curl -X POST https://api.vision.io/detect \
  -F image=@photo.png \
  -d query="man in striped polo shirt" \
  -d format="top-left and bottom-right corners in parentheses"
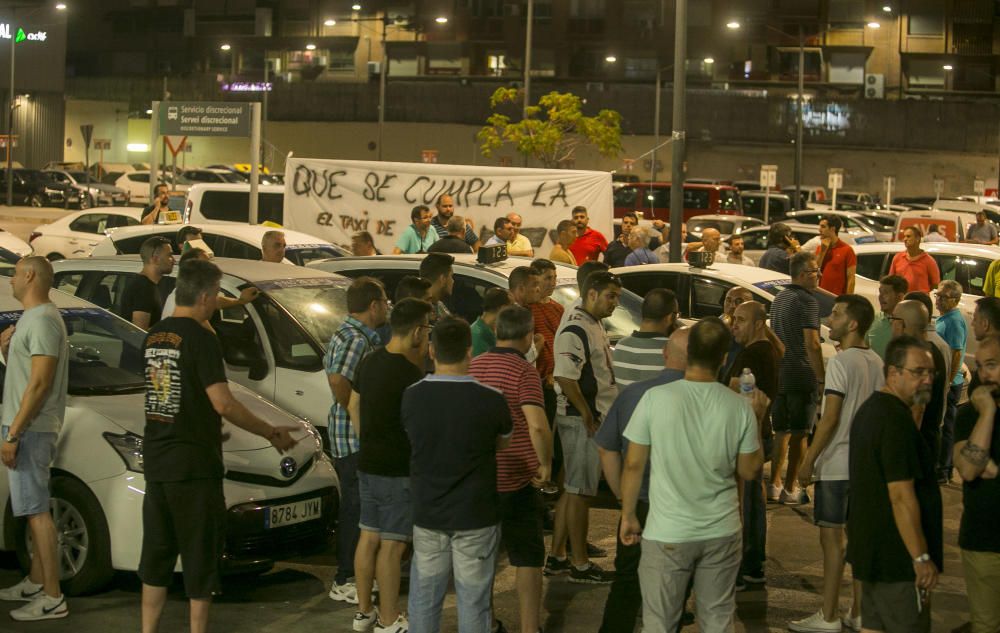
top-left (612, 289), bottom-right (678, 387)
top-left (469, 305), bottom-right (553, 633)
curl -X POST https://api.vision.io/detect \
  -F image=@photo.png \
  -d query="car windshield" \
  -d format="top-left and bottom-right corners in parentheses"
top-left (689, 219), bottom-right (735, 235)
top-left (285, 245), bottom-right (348, 265)
top-left (257, 279), bottom-right (350, 347)
top-left (68, 171), bottom-right (90, 182)
top-left (0, 307), bottom-right (146, 395)
top-left (550, 284), bottom-right (642, 342)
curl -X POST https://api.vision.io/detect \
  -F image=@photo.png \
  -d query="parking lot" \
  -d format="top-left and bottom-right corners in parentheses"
top-left (0, 484), bottom-right (970, 633)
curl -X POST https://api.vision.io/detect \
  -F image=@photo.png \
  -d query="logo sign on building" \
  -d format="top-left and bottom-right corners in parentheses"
top-left (221, 82), bottom-right (272, 92)
top-left (159, 101), bottom-right (251, 137)
top-left (0, 24), bottom-right (46, 42)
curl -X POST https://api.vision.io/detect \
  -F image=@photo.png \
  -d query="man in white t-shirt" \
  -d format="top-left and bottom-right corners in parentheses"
top-left (620, 318), bottom-right (768, 631)
top-left (794, 294), bottom-right (883, 632)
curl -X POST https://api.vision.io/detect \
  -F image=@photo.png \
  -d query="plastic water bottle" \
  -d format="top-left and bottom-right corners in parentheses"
top-left (739, 368), bottom-right (756, 398)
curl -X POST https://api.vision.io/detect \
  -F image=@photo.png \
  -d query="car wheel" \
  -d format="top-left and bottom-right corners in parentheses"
top-left (15, 476), bottom-right (113, 596)
top-left (46, 253), bottom-right (64, 261)
top-left (78, 194), bottom-right (92, 210)
top-left (29, 194), bottom-right (44, 208)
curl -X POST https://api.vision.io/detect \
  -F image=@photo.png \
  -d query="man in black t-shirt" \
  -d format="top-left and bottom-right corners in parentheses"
top-left (139, 259), bottom-right (297, 633)
top-left (402, 317), bottom-right (512, 633)
top-left (122, 236), bottom-right (175, 330)
top-left (349, 298), bottom-right (432, 633)
top-left (952, 334), bottom-right (1000, 633)
top-left (727, 300), bottom-right (779, 586)
top-left (847, 335), bottom-right (943, 633)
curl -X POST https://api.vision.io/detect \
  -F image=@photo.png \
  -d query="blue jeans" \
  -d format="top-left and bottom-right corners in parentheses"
top-left (740, 477), bottom-right (766, 577)
top-left (408, 524), bottom-right (500, 633)
top-left (939, 383), bottom-right (962, 477)
top-left (334, 452), bottom-right (361, 584)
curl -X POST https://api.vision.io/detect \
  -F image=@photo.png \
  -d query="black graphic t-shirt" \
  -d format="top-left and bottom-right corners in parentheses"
top-left (143, 317), bottom-right (229, 483)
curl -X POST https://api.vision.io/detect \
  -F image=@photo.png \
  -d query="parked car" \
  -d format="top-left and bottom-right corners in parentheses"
top-left (113, 171), bottom-right (192, 205)
top-left (183, 183), bottom-right (286, 225)
top-left (789, 185), bottom-right (828, 209)
top-left (181, 168), bottom-right (248, 184)
top-left (0, 284), bottom-right (337, 595)
top-left (613, 182), bottom-right (742, 222)
top-left (0, 168), bottom-right (79, 208)
top-left (784, 209), bottom-right (890, 242)
top-left (851, 240), bottom-right (982, 360)
top-left (733, 180), bottom-right (780, 193)
top-left (739, 191), bottom-right (794, 222)
top-left (894, 209), bottom-right (977, 242)
top-left (0, 228), bottom-right (32, 260)
top-left (42, 169), bottom-right (130, 208)
top-left (51, 257), bottom-right (352, 437)
top-left (28, 207), bottom-right (142, 260)
top-left (308, 254), bottom-right (643, 343)
top-left (91, 223), bottom-right (349, 265)
top-left (686, 214), bottom-right (765, 240)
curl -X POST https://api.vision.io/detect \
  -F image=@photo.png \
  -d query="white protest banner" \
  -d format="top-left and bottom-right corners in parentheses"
top-left (282, 158), bottom-right (613, 254)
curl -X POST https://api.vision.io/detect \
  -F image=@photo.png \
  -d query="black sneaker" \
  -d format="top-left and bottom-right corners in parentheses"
top-left (567, 541), bottom-right (608, 558)
top-left (568, 562), bottom-right (613, 584)
top-left (543, 556), bottom-right (571, 576)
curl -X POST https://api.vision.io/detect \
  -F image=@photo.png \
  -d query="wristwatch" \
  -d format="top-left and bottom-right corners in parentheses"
top-left (913, 553), bottom-right (931, 563)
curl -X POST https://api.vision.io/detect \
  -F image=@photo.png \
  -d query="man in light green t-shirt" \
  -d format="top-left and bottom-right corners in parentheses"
top-left (619, 318), bottom-right (768, 631)
top-left (868, 274), bottom-right (908, 360)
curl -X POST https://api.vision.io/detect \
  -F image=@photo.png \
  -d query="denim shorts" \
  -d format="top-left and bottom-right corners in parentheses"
top-left (772, 390), bottom-right (818, 434)
top-left (813, 480), bottom-right (850, 527)
top-left (358, 472), bottom-right (412, 542)
top-left (3, 427), bottom-right (57, 518)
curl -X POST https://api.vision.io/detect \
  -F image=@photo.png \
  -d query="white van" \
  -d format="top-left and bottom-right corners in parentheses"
top-left (184, 183), bottom-right (285, 225)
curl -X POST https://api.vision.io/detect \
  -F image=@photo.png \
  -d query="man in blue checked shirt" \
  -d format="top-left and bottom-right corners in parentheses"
top-left (325, 277), bottom-right (389, 605)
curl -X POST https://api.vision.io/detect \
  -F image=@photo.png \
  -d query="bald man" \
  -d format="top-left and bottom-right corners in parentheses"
top-left (505, 212), bottom-right (534, 257)
top-left (595, 326), bottom-right (690, 633)
top-left (684, 227), bottom-right (726, 261)
top-left (0, 256), bottom-right (70, 619)
top-left (892, 299), bottom-right (949, 461)
top-left (726, 301), bottom-right (780, 587)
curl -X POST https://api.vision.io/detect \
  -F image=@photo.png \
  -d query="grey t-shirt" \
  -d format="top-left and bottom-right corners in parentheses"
top-left (2, 303), bottom-right (69, 433)
top-left (968, 222), bottom-right (998, 243)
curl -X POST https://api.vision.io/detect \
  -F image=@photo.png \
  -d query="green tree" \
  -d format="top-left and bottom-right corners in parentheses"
top-left (477, 88), bottom-right (623, 168)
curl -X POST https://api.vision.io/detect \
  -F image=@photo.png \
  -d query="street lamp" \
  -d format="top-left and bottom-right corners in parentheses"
top-left (726, 21), bottom-right (741, 29)
top-left (324, 19), bottom-right (336, 26)
top-left (220, 43), bottom-right (231, 51)
top-left (305, 43), bottom-right (317, 50)
top-left (352, 4), bottom-right (362, 11)
top-left (435, 16), bottom-right (448, 24)
top-left (867, 21), bottom-right (881, 29)
top-left (605, 55), bottom-right (617, 63)
top-left (882, 5), bottom-right (892, 11)
top-left (943, 64), bottom-right (954, 71)
top-left (55, 3), bottom-right (66, 9)
top-left (703, 57), bottom-right (715, 64)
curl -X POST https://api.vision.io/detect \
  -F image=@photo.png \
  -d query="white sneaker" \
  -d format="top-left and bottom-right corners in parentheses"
top-left (780, 487), bottom-right (808, 506)
top-left (842, 613), bottom-right (862, 631)
top-left (10, 593), bottom-right (68, 621)
top-left (788, 610), bottom-right (841, 632)
top-left (354, 608), bottom-right (378, 632)
top-left (767, 484), bottom-right (783, 502)
top-left (329, 580), bottom-right (359, 604)
top-left (374, 613), bottom-right (408, 633)
top-left (0, 577), bottom-right (42, 602)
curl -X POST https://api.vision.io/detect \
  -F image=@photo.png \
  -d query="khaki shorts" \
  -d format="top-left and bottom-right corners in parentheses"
top-left (555, 414), bottom-right (602, 497)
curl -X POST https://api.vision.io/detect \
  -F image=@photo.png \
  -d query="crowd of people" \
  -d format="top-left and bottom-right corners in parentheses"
top-left (0, 200), bottom-right (997, 633)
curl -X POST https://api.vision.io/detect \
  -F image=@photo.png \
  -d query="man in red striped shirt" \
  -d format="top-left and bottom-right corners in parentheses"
top-left (469, 305), bottom-right (553, 633)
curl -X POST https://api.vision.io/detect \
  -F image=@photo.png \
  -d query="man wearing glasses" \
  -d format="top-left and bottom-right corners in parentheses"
top-left (935, 280), bottom-right (968, 484)
top-left (847, 336), bottom-right (943, 633)
top-left (770, 252), bottom-right (826, 505)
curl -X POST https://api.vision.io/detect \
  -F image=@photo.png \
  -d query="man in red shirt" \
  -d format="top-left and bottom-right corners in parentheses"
top-left (889, 226), bottom-right (941, 293)
top-left (816, 215), bottom-right (856, 295)
top-left (569, 206), bottom-right (608, 264)
top-left (469, 305), bottom-right (552, 633)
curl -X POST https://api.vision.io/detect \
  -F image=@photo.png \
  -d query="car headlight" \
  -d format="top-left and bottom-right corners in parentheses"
top-left (103, 431), bottom-right (144, 472)
top-left (297, 420), bottom-right (326, 460)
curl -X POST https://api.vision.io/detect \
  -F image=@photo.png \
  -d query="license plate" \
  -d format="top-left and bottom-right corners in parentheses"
top-left (264, 498), bottom-right (322, 529)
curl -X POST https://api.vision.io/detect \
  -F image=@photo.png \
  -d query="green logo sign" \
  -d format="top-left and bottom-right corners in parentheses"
top-left (14, 28), bottom-right (25, 43)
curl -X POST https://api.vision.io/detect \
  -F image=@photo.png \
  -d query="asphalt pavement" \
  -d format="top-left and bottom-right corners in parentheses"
top-left (0, 481), bottom-right (971, 633)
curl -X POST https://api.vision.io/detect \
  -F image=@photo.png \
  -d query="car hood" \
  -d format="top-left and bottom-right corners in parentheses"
top-left (80, 383), bottom-right (324, 460)
top-left (82, 183), bottom-right (124, 194)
